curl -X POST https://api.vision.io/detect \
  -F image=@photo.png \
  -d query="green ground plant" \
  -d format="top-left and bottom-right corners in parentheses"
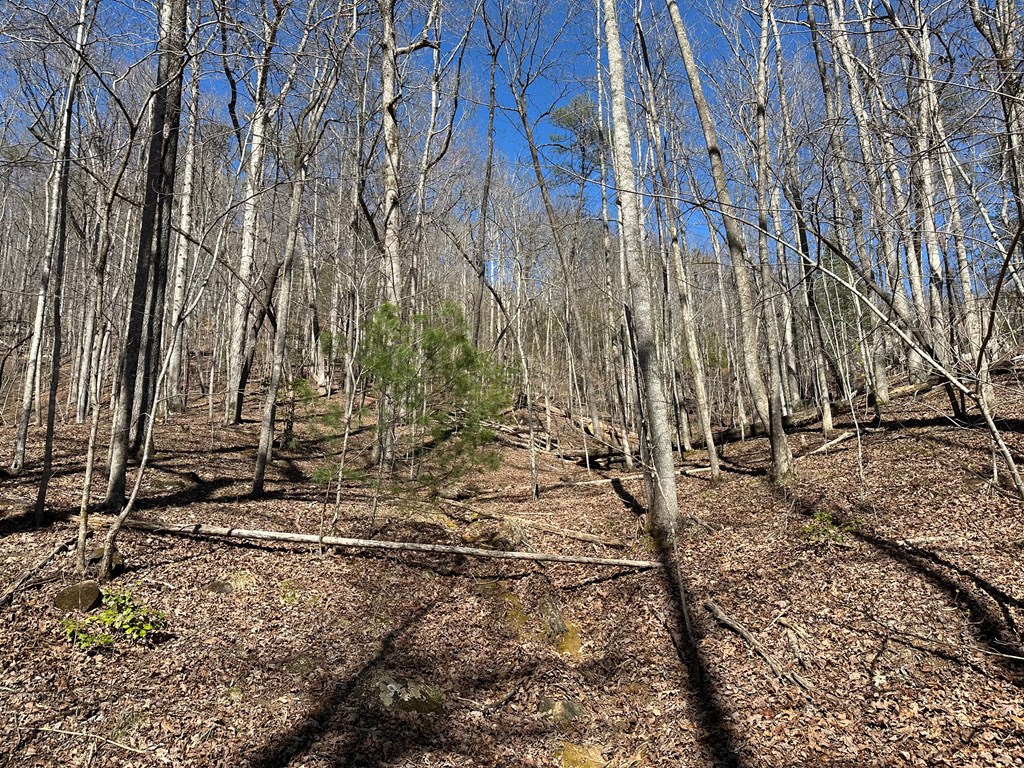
top-left (62, 589), bottom-right (167, 651)
top-left (800, 510), bottom-right (859, 548)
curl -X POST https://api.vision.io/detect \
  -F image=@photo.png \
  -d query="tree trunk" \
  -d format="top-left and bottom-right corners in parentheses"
top-left (379, 0), bottom-right (403, 307)
top-left (603, 0), bottom-right (682, 541)
top-left (12, 0), bottom-right (91, 478)
top-left (105, 0), bottom-right (188, 509)
top-left (754, 0), bottom-right (793, 483)
top-left (253, 165), bottom-right (306, 497)
top-left (166, 47), bottom-right (201, 414)
top-left (635, 20), bottom-right (719, 480)
top-left (665, 0), bottom-right (770, 430)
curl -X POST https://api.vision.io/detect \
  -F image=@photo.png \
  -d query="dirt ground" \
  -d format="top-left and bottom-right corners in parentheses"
top-left (1, 384), bottom-right (1022, 767)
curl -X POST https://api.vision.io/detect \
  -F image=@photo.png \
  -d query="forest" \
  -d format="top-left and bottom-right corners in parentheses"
top-left (0, 0), bottom-right (1022, 764)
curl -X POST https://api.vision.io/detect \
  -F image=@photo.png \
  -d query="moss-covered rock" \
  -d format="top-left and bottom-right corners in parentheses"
top-left (87, 547), bottom-right (123, 574)
top-left (539, 697), bottom-right (587, 728)
top-left (54, 581), bottom-right (102, 612)
top-left (555, 742), bottom-right (603, 768)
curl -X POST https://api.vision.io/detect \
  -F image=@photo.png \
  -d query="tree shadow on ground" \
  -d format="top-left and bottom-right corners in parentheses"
top-left (156, 442), bottom-right (256, 459)
top-left (134, 476), bottom-right (236, 510)
top-left (0, 504), bottom-right (75, 537)
top-left (656, 549), bottom-right (748, 768)
top-left (870, 413), bottom-right (1024, 436)
top-left (611, 479), bottom-right (646, 517)
top-left (275, 457), bottom-right (307, 484)
top-left (713, 459), bottom-right (765, 477)
top-left (247, 605), bottom-right (438, 768)
top-left (0, 460), bottom-right (237, 537)
top-left (787, 491), bottom-right (1024, 685)
top-left (245, 598), bottom-right (554, 768)
top-left (614, 482), bottom-right (746, 768)
top-left (870, 423), bottom-right (1024, 465)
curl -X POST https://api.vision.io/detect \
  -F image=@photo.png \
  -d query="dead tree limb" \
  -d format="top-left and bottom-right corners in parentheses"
top-left (562, 473), bottom-right (645, 487)
top-left (0, 536), bottom-right (77, 608)
top-left (704, 599), bottom-right (813, 690)
top-left (795, 431), bottom-right (854, 461)
top-left (36, 726), bottom-right (147, 754)
top-left (125, 519), bottom-right (662, 569)
top-left (548, 465), bottom-right (716, 489)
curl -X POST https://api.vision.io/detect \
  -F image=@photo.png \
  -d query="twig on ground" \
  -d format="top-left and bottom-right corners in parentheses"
top-left (478, 677), bottom-right (530, 714)
top-left (0, 536), bottom-right (77, 608)
top-left (795, 431), bottom-right (855, 461)
top-left (705, 599), bottom-right (813, 690)
top-left (778, 616), bottom-right (810, 639)
top-left (36, 726), bottom-right (148, 754)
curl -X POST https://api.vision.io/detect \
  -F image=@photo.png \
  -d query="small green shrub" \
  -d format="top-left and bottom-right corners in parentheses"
top-left (361, 303), bottom-right (511, 491)
top-left (60, 622), bottom-right (114, 651)
top-left (62, 589), bottom-right (167, 651)
top-left (800, 511), bottom-right (859, 548)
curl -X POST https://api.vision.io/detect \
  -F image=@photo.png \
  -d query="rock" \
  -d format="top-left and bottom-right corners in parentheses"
top-left (376, 674), bottom-right (443, 714)
top-left (556, 742), bottom-right (603, 768)
top-left (54, 581), bottom-right (102, 612)
top-left (539, 697), bottom-right (587, 728)
top-left (87, 547), bottom-right (123, 573)
top-left (206, 580), bottom-right (233, 594)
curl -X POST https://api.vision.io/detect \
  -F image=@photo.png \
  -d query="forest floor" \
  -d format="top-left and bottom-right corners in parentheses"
top-left (1, 381), bottom-right (1023, 768)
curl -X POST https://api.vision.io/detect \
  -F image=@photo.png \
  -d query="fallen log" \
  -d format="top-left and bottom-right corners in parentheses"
top-left (795, 431), bottom-right (854, 461)
top-left (125, 519), bottom-right (662, 569)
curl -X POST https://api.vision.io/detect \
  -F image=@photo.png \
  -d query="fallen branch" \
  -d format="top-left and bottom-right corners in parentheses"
top-left (796, 431), bottom-right (855, 461)
top-left (0, 536), bottom-right (77, 608)
top-left (562, 473), bottom-right (645, 487)
top-left (439, 499), bottom-right (627, 548)
top-left (125, 519), bottom-right (662, 569)
top-left (37, 726), bottom-right (148, 754)
top-left (704, 599), bottom-right (813, 690)
top-left (887, 381), bottom-right (942, 399)
top-left (894, 536), bottom-right (948, 547)
top-left (555, 466), bottom-right (716, 487)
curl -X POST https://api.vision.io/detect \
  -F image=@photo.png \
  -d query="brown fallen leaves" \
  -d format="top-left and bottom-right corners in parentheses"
top-left (1, 385), bottom-right (1023, 767)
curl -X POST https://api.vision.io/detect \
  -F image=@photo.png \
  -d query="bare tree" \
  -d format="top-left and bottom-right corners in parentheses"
top-left (602, 0), bottom-right (681, 540)
top-left (105, 0), bottom-right (189, 508)
top-left (10, 0), bottom-right (92, 479)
